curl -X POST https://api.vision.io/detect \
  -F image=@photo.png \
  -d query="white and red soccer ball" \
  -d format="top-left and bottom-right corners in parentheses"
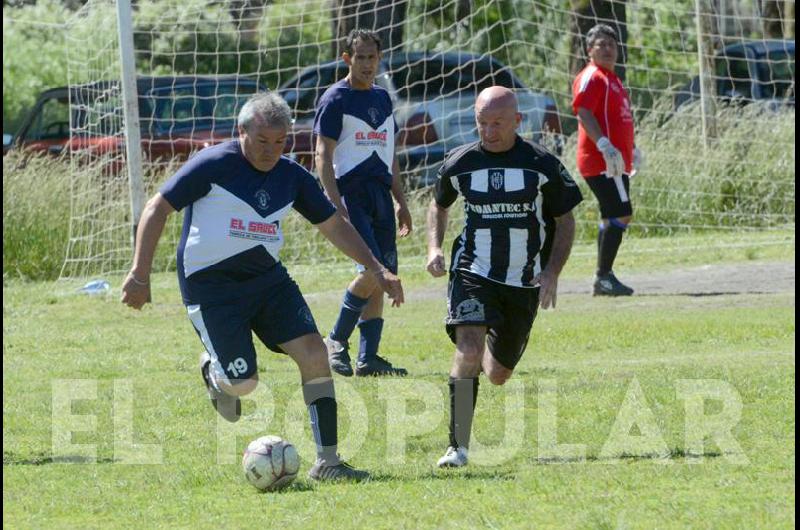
top-left (242, 435), bottom-right (300, 491)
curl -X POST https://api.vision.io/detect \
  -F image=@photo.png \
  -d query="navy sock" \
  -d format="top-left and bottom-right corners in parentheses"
top-left (357, 318), bottom-right (384, 362)
top-left (598, 220), bottom-right (627, 276)
top-left (448, 377), bottom-right (479, 449)
top-left (330, 290), bottom-right (369, 344)
top-left (302, 378), bottom-right (338, 464)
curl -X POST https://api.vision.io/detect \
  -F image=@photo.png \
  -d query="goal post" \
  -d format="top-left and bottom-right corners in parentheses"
top-left (52, 0), bottom-right (794, 278)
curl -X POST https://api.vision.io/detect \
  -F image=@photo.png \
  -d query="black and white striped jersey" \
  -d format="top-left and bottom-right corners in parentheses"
top-left (435, 136), bottom-right (583, 288)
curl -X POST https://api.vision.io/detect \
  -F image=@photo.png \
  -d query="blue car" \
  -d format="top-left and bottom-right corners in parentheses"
top-left (674, 40), bottom-right (795, 110)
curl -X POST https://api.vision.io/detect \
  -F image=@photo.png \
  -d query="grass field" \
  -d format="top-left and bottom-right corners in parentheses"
top-left (3, 231), bottom-right (795, 529)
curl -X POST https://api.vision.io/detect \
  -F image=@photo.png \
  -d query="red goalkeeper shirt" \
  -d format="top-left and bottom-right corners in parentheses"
top-left (572, 63), bottom-right (635, 178)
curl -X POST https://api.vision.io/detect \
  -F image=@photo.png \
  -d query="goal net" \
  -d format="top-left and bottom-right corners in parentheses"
top-left (57, 0), bottom-right (794, 277)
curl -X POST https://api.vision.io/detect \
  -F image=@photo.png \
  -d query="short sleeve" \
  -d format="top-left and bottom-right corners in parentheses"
top-left (572, 72), bottom-right (605, 115)
top-left (159, 154), bottom-right (214, 211)
top-left (542, 158), bottom-right (583, 218)
top-left (293, 167), bottom-right (337, 224)
top-left (313, 90), bottom-right (343, 141)
top-left (434, 163), bottom-right (459, 209)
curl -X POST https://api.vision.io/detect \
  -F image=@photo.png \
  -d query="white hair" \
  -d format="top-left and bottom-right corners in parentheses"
top-left (238, 92), bottom-right (292, 131)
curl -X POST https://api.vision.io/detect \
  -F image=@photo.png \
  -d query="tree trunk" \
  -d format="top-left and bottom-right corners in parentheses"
top-left (330, 0), bottom-right (408, 60)
top-left (784, 0), bottom-right (795, 38)
top-left (229, 0), bottom-right (270, 46)
top-left (762, 0), bottom-right (787, 38)
top-left (569, 0), bottom-right (628, 81)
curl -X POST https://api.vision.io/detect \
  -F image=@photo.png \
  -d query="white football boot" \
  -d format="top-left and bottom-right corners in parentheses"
top-left (437, 446), bottom-right (468, 468)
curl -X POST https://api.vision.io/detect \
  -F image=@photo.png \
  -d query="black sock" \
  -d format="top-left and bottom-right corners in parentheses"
top-left (448, 377), bottom-right (479, 449)
top-left (598, 223), bottom-right (625, 276)
top-left (302, 378), bottom-right (338, 464)
top-left (596, 225), bottom-right (606, 274)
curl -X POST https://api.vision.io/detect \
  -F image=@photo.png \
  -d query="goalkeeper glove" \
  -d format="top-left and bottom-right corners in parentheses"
top-left (596, 136), bottom-right (624, 178)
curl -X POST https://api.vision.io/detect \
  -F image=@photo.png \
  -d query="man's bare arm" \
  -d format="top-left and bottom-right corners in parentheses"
top-left (315, 135), bottom-right (346, 217)
top-left (121, 193), bottom-right (175, 309)
top-left (426, 199), bottom-right (450, 277)
top-left (538, 211), bottom-right (576, 309)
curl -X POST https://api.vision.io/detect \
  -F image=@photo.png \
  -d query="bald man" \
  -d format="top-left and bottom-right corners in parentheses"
top-left (426, 86), bottom-right (583, 468)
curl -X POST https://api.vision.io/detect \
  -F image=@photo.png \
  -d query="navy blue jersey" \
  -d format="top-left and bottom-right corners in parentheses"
top-left (435, 137), bottom-right (583, 288)
top-left (160, 140), bottom-right (336, 304)
top-left (313, 79), bottom-right (396, 190)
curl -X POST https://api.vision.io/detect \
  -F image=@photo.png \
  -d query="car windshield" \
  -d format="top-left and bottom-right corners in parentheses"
top-left (145, 82), bottom-right (261, 134)
top-left (756, 49), bottom-right (795, 99)
top-left (390, 57), bottom-right (523, 100)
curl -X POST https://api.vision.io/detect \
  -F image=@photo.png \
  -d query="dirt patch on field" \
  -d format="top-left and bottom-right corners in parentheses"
top-left (559, 261), bottom-right (795, 296)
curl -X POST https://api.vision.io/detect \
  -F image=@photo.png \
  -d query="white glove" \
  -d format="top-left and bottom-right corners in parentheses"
top-left (596, 136), bottom-right (624, 178)
top-left (632, 147), bottom-right (644, 176)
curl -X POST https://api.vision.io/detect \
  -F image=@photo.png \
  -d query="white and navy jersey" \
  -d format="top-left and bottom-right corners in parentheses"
top-left (160, 140), bottom-right (336, 305)
top-left (435, 137), bottom-right (583, 288)
top-left (313, 79), bottom-right (396, 191)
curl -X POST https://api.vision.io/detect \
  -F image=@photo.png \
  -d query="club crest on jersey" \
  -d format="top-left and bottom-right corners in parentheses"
top-left (368, 107), bottom-right (380, 125)
top-left (254, 189), bottom-right (270, 210)
top-left (490, 170), bottom-right (504, 191)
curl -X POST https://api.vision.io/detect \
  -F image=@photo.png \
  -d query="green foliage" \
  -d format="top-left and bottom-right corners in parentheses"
top-left (133, 0), bottom-right (333, 90)
top-left (2, 0), bottom-right (72, 132)
top-left (2, 151), bottom-right (72, 280)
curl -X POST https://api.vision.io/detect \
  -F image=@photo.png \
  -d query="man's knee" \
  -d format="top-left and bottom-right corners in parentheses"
top-left (209, 357), bottom-right (258, 396)
top-left (455, 327), bottom-right (487, 366)
top-left (351, 271), bottom-right (379, 297)
top-left (217, 372), bottom-right (259, 397)
top-left (483, 356), bottom-right (512, 385)
top-left (611, 215), bottom-right (632, 227)
top-left (286, 335), bottom-right (329, 371)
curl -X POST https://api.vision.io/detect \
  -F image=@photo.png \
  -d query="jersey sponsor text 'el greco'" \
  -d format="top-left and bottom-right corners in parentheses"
top-left (160, 140), bottom-right (336, 305)
top-left (313, 79), bottom-right (396, 190)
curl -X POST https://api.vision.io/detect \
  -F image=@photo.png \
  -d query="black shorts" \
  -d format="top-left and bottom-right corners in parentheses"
top-left (186, 278), bottom-right (318, 384)
top-left (585, 174), bottom-right (633, 219)
top-left (445, 270), bottom-right (539, 370)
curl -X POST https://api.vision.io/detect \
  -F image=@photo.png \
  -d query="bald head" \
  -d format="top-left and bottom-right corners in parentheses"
top-left (475, 86), bottom-right (521, 153)
top-left (476, 86), bottom-right (518, 115)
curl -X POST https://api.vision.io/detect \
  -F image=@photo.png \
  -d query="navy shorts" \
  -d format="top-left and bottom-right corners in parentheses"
top-left (342, 181), bottom-right (398, 274)
top-left (446, 270), bottom-right (539, 370)
top-left (187, 278), bottom-right (318, 384)
top-left (585, 174), bottom-right (633, 219)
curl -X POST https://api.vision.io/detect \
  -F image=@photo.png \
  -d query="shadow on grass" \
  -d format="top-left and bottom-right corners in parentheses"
top-left (637, 291), bottom-right (777, 297)
top-left (360, 468), bottom-right (517, 483)
top-left (4, 452), bottom-right (117, 465)
top-left (536, 448), bottom-right (723, 464)
top-left (256, 481), bottom-right (316, 494)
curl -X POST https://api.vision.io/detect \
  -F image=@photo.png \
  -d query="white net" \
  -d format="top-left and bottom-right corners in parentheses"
top-left (58, 0), bottom-right (794, 277)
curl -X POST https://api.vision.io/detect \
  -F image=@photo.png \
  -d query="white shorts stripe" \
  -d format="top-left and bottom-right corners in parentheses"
top-left (187, 304), bottom-right (231, 389)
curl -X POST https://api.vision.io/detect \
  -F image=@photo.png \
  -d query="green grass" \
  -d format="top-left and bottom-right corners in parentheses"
top-left (3, 233), bottom-right (795, 528)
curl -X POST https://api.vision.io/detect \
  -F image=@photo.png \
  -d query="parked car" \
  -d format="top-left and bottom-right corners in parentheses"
top-left (278, 52), bottom-right (563, 187)
top-left (674, 40), bottom-right (795, 110)
top-left (4, 75), bottom-right (266, 163)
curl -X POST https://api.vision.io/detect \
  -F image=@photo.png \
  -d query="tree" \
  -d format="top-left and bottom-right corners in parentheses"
top-left (228, 0), bottom-right (270, 45)
top-left (330, 0), bottom-right (408, 59)
top-left (761, 0), bottom-right (795, 38)
top-left (569, 0), bottom-right (628, 80)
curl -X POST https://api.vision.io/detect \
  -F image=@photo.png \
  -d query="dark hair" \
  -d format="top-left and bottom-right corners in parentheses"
top-left (345, 28), bottom-right (382, 55)
top-left (585, 24), bottom-right (618, 49)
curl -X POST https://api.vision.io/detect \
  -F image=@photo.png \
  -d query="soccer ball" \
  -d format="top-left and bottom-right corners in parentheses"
top-left (242, 435), bottom-right (300, 491)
